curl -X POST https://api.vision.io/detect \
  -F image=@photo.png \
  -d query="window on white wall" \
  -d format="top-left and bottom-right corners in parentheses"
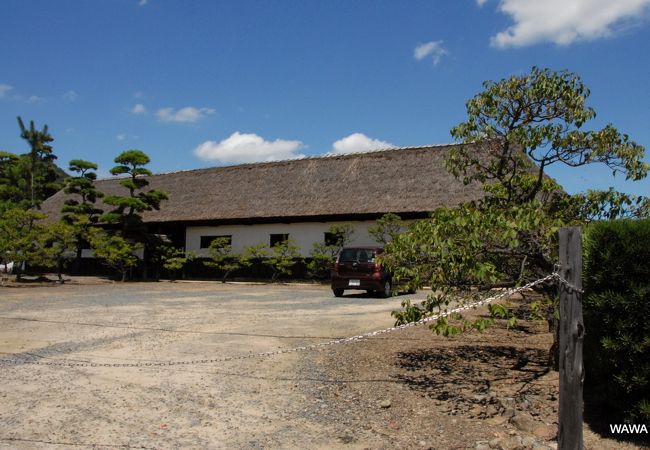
top-left (324, 232), bottom-right (343, 246)
top-left (200, 235), bottom-right (232, 249)
top-left (269, 233), bottom-right (289, 247)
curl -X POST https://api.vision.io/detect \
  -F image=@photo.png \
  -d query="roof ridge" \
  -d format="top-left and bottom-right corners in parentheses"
top-left (96, 142), bottom-right (461, 181)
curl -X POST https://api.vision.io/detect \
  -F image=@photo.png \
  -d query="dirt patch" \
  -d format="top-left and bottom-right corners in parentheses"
top-left (296, 300), bottom-right (647, 450)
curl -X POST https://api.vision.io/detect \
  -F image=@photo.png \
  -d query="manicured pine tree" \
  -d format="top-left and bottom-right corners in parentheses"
top-left (61, 159), bottom-right (104, 273)
top-left (100, 150), bottom-right (168, 279)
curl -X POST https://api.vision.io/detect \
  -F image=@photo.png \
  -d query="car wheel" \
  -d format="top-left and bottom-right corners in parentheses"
top-left (381, 280), bottom-right (392, 298)
top-left (333, 288), bottom-right (344, 297)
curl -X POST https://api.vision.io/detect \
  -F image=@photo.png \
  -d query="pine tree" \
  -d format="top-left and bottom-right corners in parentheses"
top-left (61, 159), bottom-right (104, 273)
top-left (101, 150), bottom-right (168, 279)
top-left (102, 150), bottom-right (167, 234)
top-left (17, 117), bottom-right (62, 207)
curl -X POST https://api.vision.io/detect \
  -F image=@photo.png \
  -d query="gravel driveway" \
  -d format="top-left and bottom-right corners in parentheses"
top-left (0, 281), bottom-right (426, 449)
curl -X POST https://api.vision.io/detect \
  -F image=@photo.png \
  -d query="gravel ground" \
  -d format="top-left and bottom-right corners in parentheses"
top-left (0, 281), bottom-right (425, 449)
top-left (0, 280), bottom-right (646, 449)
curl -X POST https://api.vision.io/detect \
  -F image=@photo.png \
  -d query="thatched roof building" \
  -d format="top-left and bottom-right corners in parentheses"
top-left (40, 143), bottom-right (485, 225)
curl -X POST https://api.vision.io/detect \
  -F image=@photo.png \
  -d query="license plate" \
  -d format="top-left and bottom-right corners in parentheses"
top-left (349, 279), bottom-right (360, 286)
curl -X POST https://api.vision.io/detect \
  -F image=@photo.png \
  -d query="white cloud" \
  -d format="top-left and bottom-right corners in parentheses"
top-left (156, 106), bottom-right (215, 123)
top-left (139, 0), bottom-right (148, 5)
top-left (26, 95), bottom-right (44, 104)
top-left (63, 90), bottom-right (78, 102)
top-left (331, 133), bottom-right (394, 154)
top-left (476, 0), bottom-right (489, 6)
top-left (193, 132), bottom-right (305, 164)
top-left (413, 41), bottom-right (449, 65)
top-left (0, 84), bottom-right (13, 98)
top-left (131, 103), bottom-right (147, 114)
top-left (490, 0), bottom-right (650, 47)
top-left (116, 134), bottom-right (127, 141)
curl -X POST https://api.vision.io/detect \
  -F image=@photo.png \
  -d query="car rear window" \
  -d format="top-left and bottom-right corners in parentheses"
top-left (339, 248), bottom-right (377, 262)
top-left (339, 249), bottom-right (358, 262)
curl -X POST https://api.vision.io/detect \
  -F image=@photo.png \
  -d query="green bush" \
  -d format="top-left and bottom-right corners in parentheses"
top-left (583, 219), bottom-right (650, 423)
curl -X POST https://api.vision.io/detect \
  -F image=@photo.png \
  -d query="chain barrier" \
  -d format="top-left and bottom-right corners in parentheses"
top-left (0, 272), bottom-right (574, 369)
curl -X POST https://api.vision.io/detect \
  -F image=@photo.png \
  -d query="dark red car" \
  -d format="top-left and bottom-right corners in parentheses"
top-left (330, 246), bottom-right (392, 297)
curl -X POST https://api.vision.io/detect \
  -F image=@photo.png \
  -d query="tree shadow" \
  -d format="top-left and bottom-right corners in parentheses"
top-left (395, 345), bottom-right (550, 409)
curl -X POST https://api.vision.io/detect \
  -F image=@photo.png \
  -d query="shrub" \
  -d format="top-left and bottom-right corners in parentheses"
top-left (583, 219), bottom-right (650, 423)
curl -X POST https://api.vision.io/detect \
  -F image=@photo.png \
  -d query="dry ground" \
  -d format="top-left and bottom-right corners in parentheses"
top-left (0, 280), bottom-right (646, 449)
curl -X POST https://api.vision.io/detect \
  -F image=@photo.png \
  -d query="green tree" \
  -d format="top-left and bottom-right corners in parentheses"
top-left (384, 67), bottom-right (648, 345)
top-left (61, 159), bottom-right (104, 273)
top-left (159, 246), bottom-right (195, 281)
top-left (102, 150), bottom-right (168, 279)
top-left (307, 223), bottom-right (354, 278)
top-left (89, 229), bottom-right (141, 282)
top-left (446, 67), bottom-right (647, 205)
top-left (17, 117), bottom-right (63, 208)
top-left (368, 213), bottom-right (405, 245)
top-left (62, 160), bottom-right (103, 221)
top-left (570, 188), bottom-right (650, 221)
top-left (38, 221), bottom-right (78, 283)
top-left (264, 238), bottom-right (302, 281)
top-left (0, 151), bottom-right (26, 209)
top-left (241, 242), bottom-right (270, 278)
top-left (242, 242), bottom-right (269, 259)
top-left (102, 150), bottom-right (167, 232)
top-left (203, 237), bottom-right (248, 283)
top-left (0, 208), bottom-right (46, 280)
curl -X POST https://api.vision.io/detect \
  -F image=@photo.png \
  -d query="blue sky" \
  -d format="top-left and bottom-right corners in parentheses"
top-left (1, 0), bottom-right (649, 197)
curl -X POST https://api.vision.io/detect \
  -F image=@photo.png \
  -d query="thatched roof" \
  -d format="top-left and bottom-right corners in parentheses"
top-left (40, 143), bottom-right (487, 224)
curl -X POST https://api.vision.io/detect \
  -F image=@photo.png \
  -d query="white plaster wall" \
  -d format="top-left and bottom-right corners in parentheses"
top-left (186, 220), bottom-right (382, 257)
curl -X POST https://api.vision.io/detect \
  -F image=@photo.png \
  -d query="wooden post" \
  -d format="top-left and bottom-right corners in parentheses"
top-left (558, 227), bottom-right (584, 450)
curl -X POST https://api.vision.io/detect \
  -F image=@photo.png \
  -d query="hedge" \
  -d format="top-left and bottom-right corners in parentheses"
top-left (583, 219), bottom-right (650, 423)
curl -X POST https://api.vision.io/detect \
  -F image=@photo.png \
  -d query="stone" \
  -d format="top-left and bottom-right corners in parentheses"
top-left (521, 436), bottom-right (536, 447)
top-left (476, 443), bottom-right (490, 450)
top-left (379, 400), bottom-right (392, 408)
top-left (486, 404), bottom-right (499, 417)
top-left (498, 435), bottom-right (522, 450)
top-left (474, 394), bottom-right (488, 403)
top-left (486, 416), bottom-right (508, 426)
top-left (502, 407), bottom-right (516, 418)
top-left (511, 412), bottom-right (537, 433)
top-left (339, 434), bottom-right (354, 444)
top-left (470, 406), bottom-right (484, 417)
top-left (532, 443), bottom-right (552, 450)
top-left (532, 424), bottom-right (555, 440)
top-left (489, 437), bottom-right (501, 448)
